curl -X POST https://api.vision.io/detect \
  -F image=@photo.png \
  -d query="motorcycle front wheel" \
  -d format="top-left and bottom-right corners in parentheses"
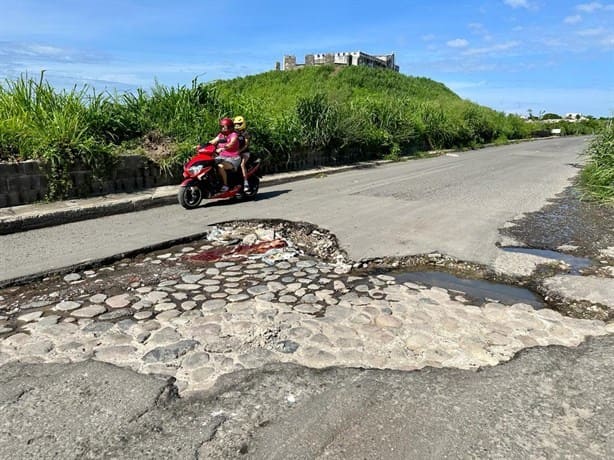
top-left (178, 184), bottom-right (203, 209)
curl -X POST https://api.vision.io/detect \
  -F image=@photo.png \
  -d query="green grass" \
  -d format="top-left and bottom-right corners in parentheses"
top-left (0, 68), bottom-right (609, 201)
top-left (581, 121), bottom-right (614, 203)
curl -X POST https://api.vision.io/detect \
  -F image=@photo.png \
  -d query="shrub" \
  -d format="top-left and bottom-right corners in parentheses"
top-left (581, 121), bottom-right (614, 202)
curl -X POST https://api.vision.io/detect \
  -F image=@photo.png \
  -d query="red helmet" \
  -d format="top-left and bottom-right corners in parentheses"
top-left (219, 117), bottom-right (234, 130)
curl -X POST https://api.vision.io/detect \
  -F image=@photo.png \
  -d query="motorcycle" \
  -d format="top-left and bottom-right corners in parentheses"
top-left (177, 144), bottom-right (262, 209)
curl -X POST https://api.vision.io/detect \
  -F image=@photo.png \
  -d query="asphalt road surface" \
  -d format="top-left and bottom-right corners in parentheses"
top-left (0, 136), bottom-right (589, 283)
top-left (2, 136), bottom-right (613, 459)
top-left (1, 335), bottom-right (612, 459)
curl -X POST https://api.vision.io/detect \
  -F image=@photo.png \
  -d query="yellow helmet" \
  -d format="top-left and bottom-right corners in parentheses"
top-left (233, 115), bottom-right (246, 130)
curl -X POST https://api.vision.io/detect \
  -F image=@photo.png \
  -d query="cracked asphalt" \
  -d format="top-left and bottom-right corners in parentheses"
top-left (1, 137), bottom-right (613, 458)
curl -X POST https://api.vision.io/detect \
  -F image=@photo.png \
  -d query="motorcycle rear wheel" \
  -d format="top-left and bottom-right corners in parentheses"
top-left (243, 177), bottom-right (260, 200)
top-left (178, 185), bottom-right (203, 209)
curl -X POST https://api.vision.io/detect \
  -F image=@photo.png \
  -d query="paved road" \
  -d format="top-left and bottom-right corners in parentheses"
top-left (0, 137), bottom-right (590, 283)
top-left (1, 136), bottom-right (613, 458)
top-left (2, 335), bottom-right (613, 459)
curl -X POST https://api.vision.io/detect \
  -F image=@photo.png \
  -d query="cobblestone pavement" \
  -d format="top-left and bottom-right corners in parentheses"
top-left (1, 224), bottom-right (612, 395)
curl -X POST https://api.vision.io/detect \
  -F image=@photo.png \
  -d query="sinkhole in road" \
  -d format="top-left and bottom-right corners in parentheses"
top-left (501, 247), bottom-right (592, 275)
top-left (393, 271), bottom-right (544, 309)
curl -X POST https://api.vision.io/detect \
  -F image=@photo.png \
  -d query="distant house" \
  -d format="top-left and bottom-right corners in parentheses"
top-left (282, 51), bottom-right (399, 72)
top-left (564, 113), bottom-right (586, 121)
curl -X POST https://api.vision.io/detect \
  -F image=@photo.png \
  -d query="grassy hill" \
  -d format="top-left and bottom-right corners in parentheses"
top-left (203, 65), bottom-right (529, 166)
top-left (1, 66), bottom-right (606, 200)
top-left (213, 65), bottom-right (460, 113)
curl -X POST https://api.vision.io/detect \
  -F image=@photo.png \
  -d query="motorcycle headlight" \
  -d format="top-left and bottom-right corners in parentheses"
top-left (188, 164), bottom-right (204, 175)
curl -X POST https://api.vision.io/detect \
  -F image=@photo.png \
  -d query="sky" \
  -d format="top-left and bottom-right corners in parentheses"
top-left (0, 0), bottom-right (612, 117)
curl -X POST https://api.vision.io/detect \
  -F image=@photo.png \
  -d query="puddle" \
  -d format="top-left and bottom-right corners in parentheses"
top-left (501, 247), bottom-right (592, 274)
top-left (393, 271), bottom-right (544, 309)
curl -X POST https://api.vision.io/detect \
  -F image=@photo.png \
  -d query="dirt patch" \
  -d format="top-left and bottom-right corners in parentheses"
top-left (141, 130), bottom-right (177, 163)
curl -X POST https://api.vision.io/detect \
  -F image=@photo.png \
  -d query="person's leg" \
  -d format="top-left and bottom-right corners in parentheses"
top-left (241, 156), bottom-right (250, 191)
top-left (218, 164), bottom-right (228, 191)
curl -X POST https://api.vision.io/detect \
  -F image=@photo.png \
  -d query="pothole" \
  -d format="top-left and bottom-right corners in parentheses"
top-left (1, 220), bottom-right (611, 396)
top-left (0, 219), bottom-right (610, 334)
top-left (391, 270), bottom-right (544, 308)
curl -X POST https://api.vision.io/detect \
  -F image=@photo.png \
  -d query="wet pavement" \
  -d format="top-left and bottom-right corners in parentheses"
top-left (1, 222), bottom-right (611, 396)
top-left (500, 185), bottom-right (614, 271)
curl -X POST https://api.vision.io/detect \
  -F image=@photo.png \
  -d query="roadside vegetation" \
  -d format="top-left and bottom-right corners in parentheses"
top-left (0, 67), bottom-right (609, 200)
top-left (581, 120), bottom-right (614, 203)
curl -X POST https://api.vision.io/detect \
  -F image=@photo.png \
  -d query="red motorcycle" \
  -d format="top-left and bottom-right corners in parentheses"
top-left (177, 144), bottom-right (261, 209)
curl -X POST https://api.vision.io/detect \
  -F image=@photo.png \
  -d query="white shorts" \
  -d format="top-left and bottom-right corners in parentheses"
top-left (218, 156), bottom-right (241, 170)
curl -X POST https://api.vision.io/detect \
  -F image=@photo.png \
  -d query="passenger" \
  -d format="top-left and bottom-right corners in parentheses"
top-left (233, 115), bottom-right (252, 192)
top-left (209, 118), bottom-right (241, 192)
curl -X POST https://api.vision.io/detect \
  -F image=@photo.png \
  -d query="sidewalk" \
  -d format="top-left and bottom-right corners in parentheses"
top-left (0, 161), bottom-right (382, 235)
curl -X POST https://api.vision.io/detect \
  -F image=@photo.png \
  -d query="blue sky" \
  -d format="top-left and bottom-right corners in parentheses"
top-left (1, 0), bottom-right (612, 116)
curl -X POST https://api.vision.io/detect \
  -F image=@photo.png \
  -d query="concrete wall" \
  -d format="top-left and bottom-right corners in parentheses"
top-left (1, 149), bottom-right (375, 207)
top-left (0, 156), bottom-right (180, 207)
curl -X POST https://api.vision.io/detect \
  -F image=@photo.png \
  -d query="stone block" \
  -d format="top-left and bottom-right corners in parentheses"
top-left (29, 175), bottom-right (42, 190)
top-left (102, 181), bottom-right (115, 194)
top-left (70, 171), bottom-right (89, 187)
top-left (144, 176), bottom-right (155, 188)
top-left (121, 177), bottom-right (135, 191)
top-left (18, 161), bottom-right (40, 174)
top-left (0, 163), bottom-right (20, 176)
top-left (120, 155), bottom-right (146, 171)
top-left (7, 191), bottom-right (21, 206)
top-left (6, 175), bottom-right (32, 192)
top-left (20, 189), bottom-right (41, 204)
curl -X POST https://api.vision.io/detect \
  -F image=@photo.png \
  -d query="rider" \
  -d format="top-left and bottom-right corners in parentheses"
top-left (233, 115), bottom-right (251, 192)
top-left (209, 117), bottom-right (241, 192)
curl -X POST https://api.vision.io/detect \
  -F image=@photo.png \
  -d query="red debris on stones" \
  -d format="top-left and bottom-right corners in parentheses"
top-left (187, 239), bottom-right (287, 263)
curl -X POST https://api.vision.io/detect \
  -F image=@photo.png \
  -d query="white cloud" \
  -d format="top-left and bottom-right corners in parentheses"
top-left (542, 38), bottom-right (565, 47)
top-left (468, 23), bottom-right (492, 41)
top-left (503, 0), bottom-right (530, 8)
top-left (447, 38), bottom-right (469, 48)
top-left (577, 27), bottom-right (606, 36)
top-left (0, 41), bottom-right (106, 64)
top-left (564, 15), bottom-right (582, 24)
top-left (577, 2), bottom-right (603, 12)
top-left (462, 41), bottom-right (521, 56)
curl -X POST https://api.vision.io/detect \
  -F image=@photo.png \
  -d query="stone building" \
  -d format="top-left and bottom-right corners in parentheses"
top-left (282, 51), bottom-right (399, 72)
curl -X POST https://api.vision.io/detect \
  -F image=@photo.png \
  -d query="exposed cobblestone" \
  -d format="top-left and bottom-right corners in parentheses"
top-left (0, 223), bottom-right (610, 395)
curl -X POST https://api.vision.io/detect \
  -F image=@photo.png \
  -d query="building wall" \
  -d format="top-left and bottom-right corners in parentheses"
top-left (282, 51), bottom-right (399, 72)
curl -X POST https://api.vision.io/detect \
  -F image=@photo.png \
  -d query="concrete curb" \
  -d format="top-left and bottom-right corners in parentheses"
top-left (0, 161), bottom-right (385, 235)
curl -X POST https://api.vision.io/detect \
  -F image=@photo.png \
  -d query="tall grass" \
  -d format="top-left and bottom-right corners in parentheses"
top-left (581, 121), bottom-right (614, 203)
top-left (0, 74), bottom-right (115, 198)
top-left (0, 67), bottom-right (609, 200)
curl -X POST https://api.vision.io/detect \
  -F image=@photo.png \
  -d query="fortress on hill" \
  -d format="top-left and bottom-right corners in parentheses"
top-left (281, 51), bottom-right (399, 72)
